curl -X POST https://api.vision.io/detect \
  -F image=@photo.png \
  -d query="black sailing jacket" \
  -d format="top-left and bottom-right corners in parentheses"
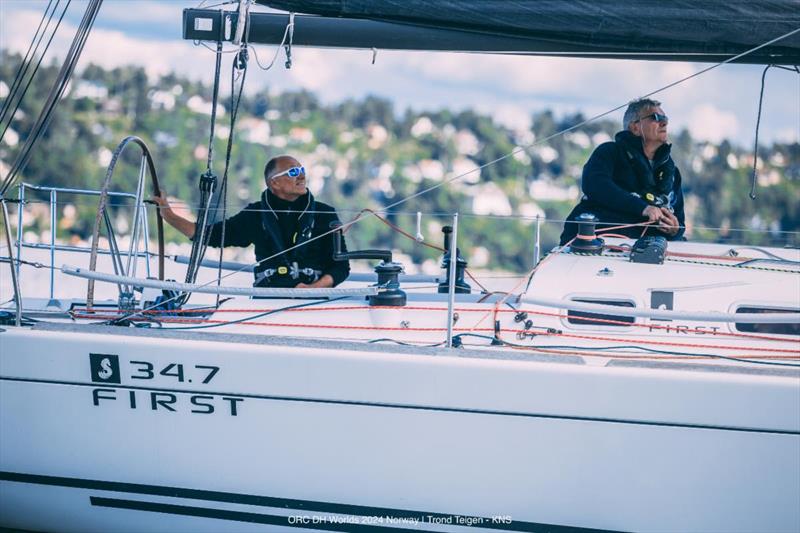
top-left (204, 190), bottom-right (350, 287)
top-left (560, 131), bottom-right (685, 244)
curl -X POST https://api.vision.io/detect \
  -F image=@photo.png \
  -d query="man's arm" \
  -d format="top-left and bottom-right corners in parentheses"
top-left (152, 193), bottom-right (256, 247)
top-left (151, 192), bottom-right (196, 239)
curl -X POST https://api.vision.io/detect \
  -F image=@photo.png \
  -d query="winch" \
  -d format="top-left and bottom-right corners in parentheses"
top-left (630, 235), bottom-right (668, 264)
top-left (570, 213), bottom-right (604, 255)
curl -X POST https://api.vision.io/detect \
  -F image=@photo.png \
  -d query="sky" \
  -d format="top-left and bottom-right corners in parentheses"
top-left (1, 0), bottom-right (799, 148)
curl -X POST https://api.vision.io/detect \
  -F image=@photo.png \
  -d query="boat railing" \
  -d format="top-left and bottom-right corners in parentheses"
top-left (15, 182), bottom-right (154, 300)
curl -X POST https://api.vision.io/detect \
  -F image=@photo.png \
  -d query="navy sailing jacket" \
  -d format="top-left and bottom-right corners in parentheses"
top-left (560, 131), bottom-right (685, 244)
top-left (204, 190), bottom-right (350, 287)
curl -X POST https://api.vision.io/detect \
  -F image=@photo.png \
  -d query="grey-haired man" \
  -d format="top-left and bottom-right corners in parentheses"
top-left (560, 98), bottom-right (685, 244)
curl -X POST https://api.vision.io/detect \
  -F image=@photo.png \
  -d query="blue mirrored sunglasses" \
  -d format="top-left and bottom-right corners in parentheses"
top-left (636, 112), bottom-right (668, 123)
top-left (272, 166), bottom-right (305, 179)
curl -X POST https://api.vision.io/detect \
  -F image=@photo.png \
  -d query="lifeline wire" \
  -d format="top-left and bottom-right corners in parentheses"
top-left (16, 195), bottom-right (798, 238)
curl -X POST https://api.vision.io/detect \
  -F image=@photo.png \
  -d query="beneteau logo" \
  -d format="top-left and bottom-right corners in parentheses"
top-left (89, 353), bottom-right (121, 384)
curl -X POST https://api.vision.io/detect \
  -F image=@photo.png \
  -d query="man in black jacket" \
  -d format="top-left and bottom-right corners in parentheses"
top-left (153, 155), bottom-right (350, 288)
top-left (559, 98), bottom-right (685, 244)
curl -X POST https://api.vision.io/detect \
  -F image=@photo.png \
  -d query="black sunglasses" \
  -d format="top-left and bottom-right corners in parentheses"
top-left (636, 112), bottom-right (668, 123)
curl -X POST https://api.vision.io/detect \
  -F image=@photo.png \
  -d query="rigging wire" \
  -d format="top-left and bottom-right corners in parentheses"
top-left (213, 44), bottom-right (250, 306)
top-left (0, 0), bottom-right (103, 197)
top-left (181, 5), bottom-right (262, 305)
top-left (0, 0), bottom-right (64, 141)
top-left (180, 38), bottom-right (225, 304)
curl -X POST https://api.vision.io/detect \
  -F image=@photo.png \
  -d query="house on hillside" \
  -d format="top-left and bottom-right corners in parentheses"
top-left (238, 117), bottom-right (271, 145)
top-left (72, 80), bottom-right (107, 101)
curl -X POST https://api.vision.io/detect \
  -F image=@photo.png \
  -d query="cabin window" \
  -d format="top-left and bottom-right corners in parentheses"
top-left (567, 299), bottom-right (635, 326)
top-left (734, 307), bottom-right (800, 336)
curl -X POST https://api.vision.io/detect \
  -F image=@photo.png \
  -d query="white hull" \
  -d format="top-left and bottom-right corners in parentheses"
top-left (2, 323), bottom-right (798, 532)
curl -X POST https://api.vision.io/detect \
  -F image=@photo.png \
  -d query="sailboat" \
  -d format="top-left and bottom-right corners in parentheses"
top-left (1, 1), bottom-right (799, 531)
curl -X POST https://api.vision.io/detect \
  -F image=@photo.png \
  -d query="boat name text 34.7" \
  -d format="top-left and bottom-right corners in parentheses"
top-left (88, 353), bottom-right (244, 416)
top-left (89, 353), bottom-right (220, 385)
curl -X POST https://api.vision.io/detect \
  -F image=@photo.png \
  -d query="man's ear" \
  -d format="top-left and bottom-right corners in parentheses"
top-left (629, 121), bottom-right (641, 137)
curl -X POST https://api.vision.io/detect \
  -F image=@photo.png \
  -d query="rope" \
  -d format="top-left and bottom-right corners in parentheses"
top-left (749, 64), bottom-right (800, 200)
top-left (750, 64), bottom-right (771, 200)
top-left (347, 208), bottom-right (490, 292)
top-left (204, 41), bottom-right (223, 173)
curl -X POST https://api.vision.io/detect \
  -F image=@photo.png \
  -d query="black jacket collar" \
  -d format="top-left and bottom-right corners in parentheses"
top-left (615, 130), bottom-right (672, 163)
top-left (265, 189), bottom-right (310, 213)
top-left (614, 130), bottom-right (675, 198)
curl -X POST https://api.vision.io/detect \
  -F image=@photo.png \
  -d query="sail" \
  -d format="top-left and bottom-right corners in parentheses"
top-left (250, 0), bottom-right (800, 64)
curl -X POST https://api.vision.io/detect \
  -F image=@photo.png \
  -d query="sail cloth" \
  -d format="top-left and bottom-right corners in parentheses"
top-left (251, 0), bottom-right (800, 64)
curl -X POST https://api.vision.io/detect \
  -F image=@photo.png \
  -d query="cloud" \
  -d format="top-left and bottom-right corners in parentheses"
top-left (90, 1), bottom-right (180, 26)
top-left (283, 48), bottom-right (360, 92)
top-left (686, 104), bottom-right (740, 143)
top-left (1, 7), bottom-right (220, 80)
top-left (773, 127), bottom-right (800, 145)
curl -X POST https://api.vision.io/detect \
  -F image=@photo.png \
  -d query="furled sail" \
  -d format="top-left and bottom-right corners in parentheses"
top-left (248, 0), bottom-right (800, 64)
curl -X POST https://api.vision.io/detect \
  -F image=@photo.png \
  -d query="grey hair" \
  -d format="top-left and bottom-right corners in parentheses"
top-left (623, 98), bottom-right (661, 130)
top-left (264, 157), bottom-right (281, 183)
